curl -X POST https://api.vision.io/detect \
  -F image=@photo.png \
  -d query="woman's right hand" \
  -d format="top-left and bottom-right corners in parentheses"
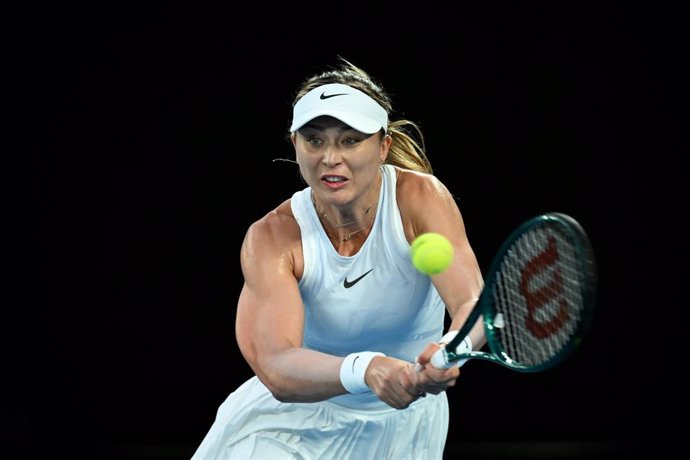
top-left (364, 356), bottom-right (436, 409)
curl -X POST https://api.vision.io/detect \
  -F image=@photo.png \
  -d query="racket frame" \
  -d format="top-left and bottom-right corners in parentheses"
top-left (436, 212), bottom-right (597, 372)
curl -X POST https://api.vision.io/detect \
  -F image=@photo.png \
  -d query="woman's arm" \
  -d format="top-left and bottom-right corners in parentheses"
top-left (397, 169), bottom-right (486, 372)
top-left (234, 206), bottom-right (346, 402)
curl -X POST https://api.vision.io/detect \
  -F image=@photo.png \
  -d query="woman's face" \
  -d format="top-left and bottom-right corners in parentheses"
top-left (291, 116), bottom-right (390, 209)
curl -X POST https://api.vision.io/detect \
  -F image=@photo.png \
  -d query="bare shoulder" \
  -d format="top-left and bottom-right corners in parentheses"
top-left (394, 167), bottom-right (463, 240)
top-left (395, 167), bottom-right (455, 214)
top-left (395, 167), bottom-right (450, 198)
top-left (241, 198), bottom-right (303, 272)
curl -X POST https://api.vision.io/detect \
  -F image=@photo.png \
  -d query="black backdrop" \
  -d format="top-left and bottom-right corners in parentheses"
top-left (9, 5), bottom-right (684, 459)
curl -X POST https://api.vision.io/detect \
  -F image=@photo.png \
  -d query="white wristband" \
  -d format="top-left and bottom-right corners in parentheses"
top-left (439, 330), bottom-right (459, 345)
top-left (439, 331), bottom-right (472, 367)
top-left (340, 352), bottom-right (385, 394)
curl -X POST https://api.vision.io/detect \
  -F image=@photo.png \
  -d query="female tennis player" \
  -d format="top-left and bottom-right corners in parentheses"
top-left (192, 58), bottom-right (486, 459)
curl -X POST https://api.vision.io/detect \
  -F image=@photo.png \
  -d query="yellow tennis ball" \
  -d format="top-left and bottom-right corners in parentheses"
top-left (410, 233), bottom-right (454, 275)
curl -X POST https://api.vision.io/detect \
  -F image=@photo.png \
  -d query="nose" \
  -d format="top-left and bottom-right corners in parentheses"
top-left (321, 145), bottom-right (342, 166)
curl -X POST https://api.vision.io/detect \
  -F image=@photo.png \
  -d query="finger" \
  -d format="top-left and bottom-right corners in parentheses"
top-left (413, 356), bottom-right (425, 372)
top-left (415, 342), bottom-right (444, 366)
top-left (380, 376), bottom-right (420, 409)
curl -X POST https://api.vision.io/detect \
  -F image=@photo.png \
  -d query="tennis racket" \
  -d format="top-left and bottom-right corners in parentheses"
top-left (431, 212), bottom-right (597, 372)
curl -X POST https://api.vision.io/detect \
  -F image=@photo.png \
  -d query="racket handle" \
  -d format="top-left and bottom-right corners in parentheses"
top-left (430, 336), bottom-right (473, 369)
top-left (430, 348), bottom-right (454, 369)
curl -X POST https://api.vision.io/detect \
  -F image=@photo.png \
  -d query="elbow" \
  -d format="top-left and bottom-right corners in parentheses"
top-left (250, 349), bottom-right (310, 403)
top-left (242, 349), bottom-right (293, 401)
top-left (258, 371), bottom-right (300, 403)
top-left (270, 390), bottom-right (294, 403)
top-left (263, 380), bottom-right (299, 403)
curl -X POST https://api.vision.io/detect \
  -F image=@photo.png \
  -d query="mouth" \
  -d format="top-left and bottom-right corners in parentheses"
top-left (321, 175), bottom-right (349, 189)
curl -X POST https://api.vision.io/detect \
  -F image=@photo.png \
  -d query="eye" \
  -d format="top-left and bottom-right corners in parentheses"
top-left (306, 136), bottom-right (323, 146)
top-left (342, 136), bottom-right (359, 146)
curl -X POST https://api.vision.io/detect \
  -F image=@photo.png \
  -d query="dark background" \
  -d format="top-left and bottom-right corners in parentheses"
top-left (8, 5), bottom-right (684, 459)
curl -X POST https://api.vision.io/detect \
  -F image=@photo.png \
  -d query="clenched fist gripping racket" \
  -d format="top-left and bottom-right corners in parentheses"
top-left (431, 213), bottom-right (597, 372)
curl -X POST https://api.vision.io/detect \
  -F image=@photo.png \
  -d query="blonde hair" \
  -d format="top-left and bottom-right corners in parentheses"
top-left (291, 58), bottom-right (433, 175)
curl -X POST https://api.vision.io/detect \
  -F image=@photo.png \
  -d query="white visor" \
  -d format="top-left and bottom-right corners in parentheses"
top-left (290, 83), bottom-right (388, 134)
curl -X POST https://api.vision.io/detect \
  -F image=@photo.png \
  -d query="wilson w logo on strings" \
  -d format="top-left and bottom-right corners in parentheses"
top-left (496, 229), bottom-right (581, 346)
top-left (520, 235), bottom-right (570, 339)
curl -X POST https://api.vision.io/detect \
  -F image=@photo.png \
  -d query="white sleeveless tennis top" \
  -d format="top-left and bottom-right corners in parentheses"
top-left (291, 164), bottom-right (445, 408)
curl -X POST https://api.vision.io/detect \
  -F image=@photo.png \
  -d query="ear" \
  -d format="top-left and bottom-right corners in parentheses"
top-left (380, 134), bottom-right (392, 163)
top-left (290, 132), bottom-right (297, 147)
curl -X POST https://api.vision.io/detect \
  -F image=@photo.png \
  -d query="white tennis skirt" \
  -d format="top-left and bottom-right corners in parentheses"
top-left (192, 376), bottom-right (450, 460)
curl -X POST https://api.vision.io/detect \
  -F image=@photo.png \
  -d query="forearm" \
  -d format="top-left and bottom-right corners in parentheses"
top-left (254, 347), bottom-right (347, 402)
top-left (447, 314), bottom-right (486, 351)
top-left (447, 295), bottom-right (486, 351)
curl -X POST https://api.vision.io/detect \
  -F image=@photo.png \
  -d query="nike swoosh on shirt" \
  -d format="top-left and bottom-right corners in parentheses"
top-left (343, 269), bottom-right (374, 288)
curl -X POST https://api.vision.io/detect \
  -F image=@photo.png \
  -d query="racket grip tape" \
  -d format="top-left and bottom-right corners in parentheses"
top-left (430, 332), bottom-right (472, 369)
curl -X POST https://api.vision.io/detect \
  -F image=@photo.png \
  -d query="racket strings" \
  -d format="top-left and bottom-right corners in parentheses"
top-left (492, 224), bottom-right (588, 368)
